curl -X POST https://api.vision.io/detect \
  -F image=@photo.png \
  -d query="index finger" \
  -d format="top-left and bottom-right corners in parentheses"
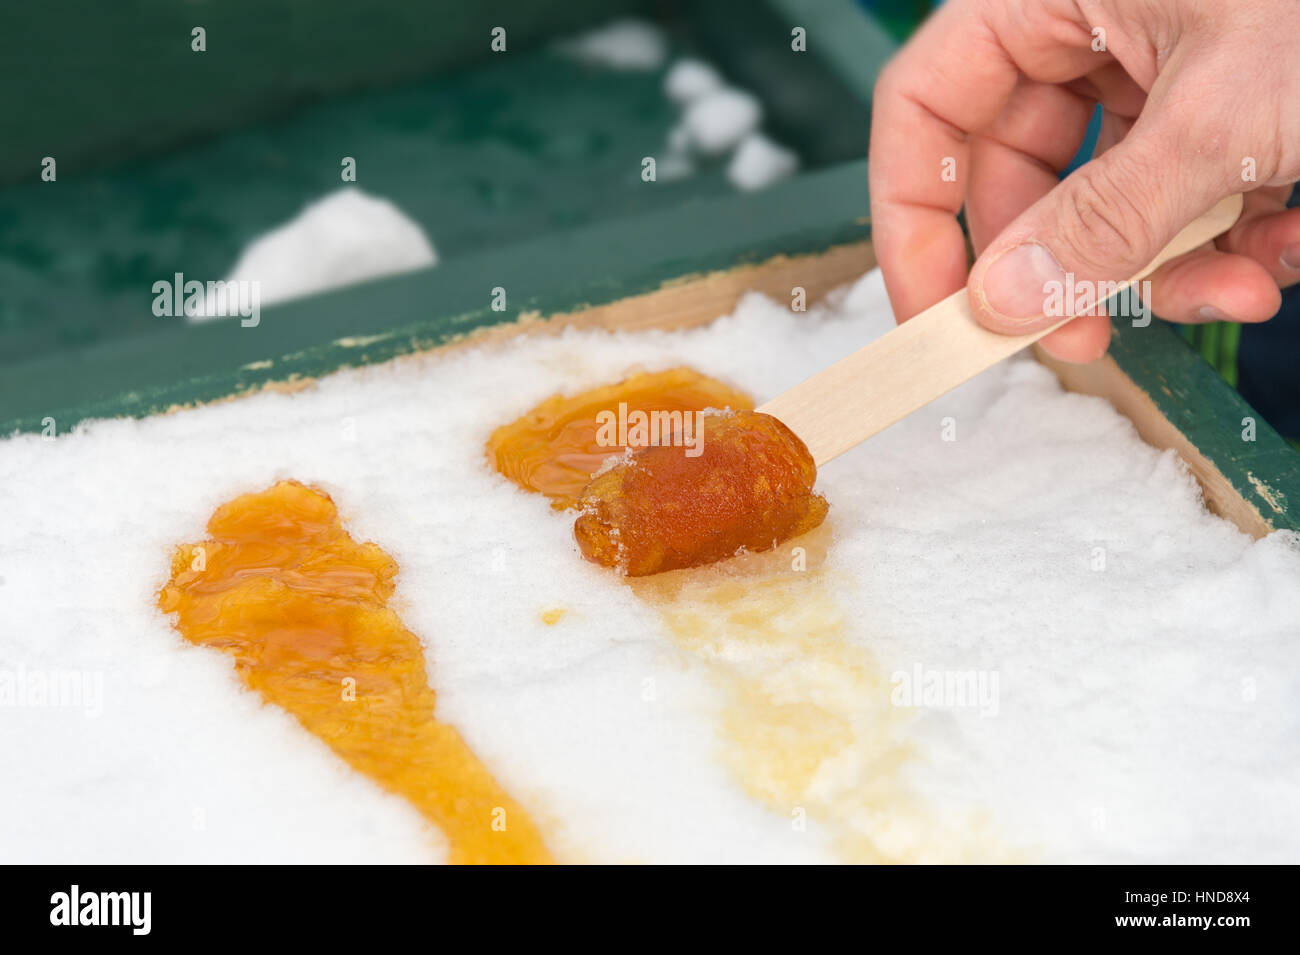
top-left (867, 1), bottom-right (1098, 321)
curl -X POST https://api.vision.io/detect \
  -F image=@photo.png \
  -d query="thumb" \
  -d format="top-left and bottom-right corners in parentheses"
top-left (968, 123), bottom-right (1228, 334)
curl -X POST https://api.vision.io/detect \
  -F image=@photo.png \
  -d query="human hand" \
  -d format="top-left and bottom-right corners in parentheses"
top-left (868, 0), bottom-right (1300, 362)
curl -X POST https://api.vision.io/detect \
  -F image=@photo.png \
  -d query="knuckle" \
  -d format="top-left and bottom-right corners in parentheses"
top-left (1056, 159), bottom-right (1159, 272)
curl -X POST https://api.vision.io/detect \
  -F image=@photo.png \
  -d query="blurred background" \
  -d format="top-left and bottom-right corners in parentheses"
top-left (1, 0), bottom-right (1294, 443)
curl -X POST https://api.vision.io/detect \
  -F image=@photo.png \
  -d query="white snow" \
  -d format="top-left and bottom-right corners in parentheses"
top-left (681, 87), bottom-right (763, 156)
top-left (727, 132), bottom-right (799, 191)
top-left (4, 269), bottom-right (1299, 863)
top-left (551, 19), bottom-right (798, 192)
top-left (664, 58), bottom-right (724, 104)
top-left (553, 18), bottom-right (668, 71)
top-left (187, 189), bottom-right (436, 321)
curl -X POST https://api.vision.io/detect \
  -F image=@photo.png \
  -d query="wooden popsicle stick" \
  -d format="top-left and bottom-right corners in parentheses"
top-left (758, 193), bottom-right (1244, 467)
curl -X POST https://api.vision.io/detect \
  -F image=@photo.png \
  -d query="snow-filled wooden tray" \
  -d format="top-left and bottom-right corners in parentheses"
top-left (2, 0), bottom-right (1299, 865)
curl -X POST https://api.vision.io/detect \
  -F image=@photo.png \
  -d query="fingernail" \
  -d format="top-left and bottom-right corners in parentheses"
top-left (1280, 245), bottom-right (1300, 270)
top-left (1197, 306), bottom-right (1233, 322)
top-left (980, 242), bottom-right (1067, 321)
